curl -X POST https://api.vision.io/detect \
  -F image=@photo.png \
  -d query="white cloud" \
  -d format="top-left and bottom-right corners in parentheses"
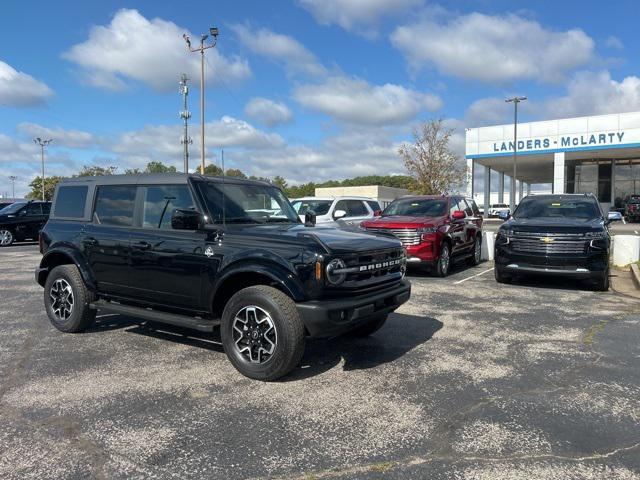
top-left (0, 61), bottom-right (53, 107)
top-left (542, 71), bottom-right (640, 119)
top-left (298, 0), bottom-right (422, 36)
top-left (293, 76), bottom-right (441, 125)
top-left (605, 35), bottom-right (624, 50)
top-left (391, 12), bottom-right (594, 83)
top-left (62, 9), bottom-right (251, 91)
top-left (16, 122), bottom-right (96, 149)
top-left (244, 97), bottom-right (293, 127)
top-left (230, 24), bottom-right (325, 76)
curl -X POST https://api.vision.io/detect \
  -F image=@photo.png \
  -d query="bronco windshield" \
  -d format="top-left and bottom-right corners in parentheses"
top-left (383, 198), bottom-right (448, 217)
top-left (514, 196), bottom-right (600, 220)
top-left (198, 182), bottom-right (299, 224)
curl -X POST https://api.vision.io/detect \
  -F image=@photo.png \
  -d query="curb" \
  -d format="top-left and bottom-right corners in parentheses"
top-left (630, 263), bottom-right (640, 290)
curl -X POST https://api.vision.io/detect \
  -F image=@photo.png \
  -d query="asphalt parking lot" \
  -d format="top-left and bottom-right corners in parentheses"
top-left (1, 245), bottom-right (640, 479)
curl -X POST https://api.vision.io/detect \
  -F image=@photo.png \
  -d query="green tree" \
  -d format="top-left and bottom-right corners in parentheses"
top-left (272, 175), bottom-right (288, 190)
top-left (26, 176), bottom-right (63, 201)
top-left (225, 168), bottom-right (246, 178)
top-left (76, 165), bottom-right (118, 176)
top-left (203, 164), bottom-right (223, 176)
top-left (145, 161), bottom-right (177, 173)
top-left (123, 167), bottom-right (142, 174)
top-left (399, 118), bottom-right (465, 195)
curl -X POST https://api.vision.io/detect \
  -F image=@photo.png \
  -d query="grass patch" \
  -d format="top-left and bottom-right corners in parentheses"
top-left (370, 461), bottom-right (396, 473)
top-left (584, 320), bottom-right (608, 345)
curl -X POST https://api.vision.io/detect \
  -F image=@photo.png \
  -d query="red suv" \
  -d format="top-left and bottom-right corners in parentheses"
top-left (361, 195), bottom-right (483, 276)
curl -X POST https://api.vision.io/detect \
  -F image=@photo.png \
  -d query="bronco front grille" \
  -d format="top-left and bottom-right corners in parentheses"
top-left (332, 248), bottom-right (406, 289)
top-left (364, 227), bottom-right (421, 246)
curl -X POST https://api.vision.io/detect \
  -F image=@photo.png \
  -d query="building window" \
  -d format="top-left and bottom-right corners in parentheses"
top-left (565, 160), bottom-right (612, 203)
top-left (614, 158), bottom-right (640, 207)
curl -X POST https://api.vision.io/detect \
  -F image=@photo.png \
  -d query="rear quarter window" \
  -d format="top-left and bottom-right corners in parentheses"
top-left (54, 186), bottom-right (88, 218)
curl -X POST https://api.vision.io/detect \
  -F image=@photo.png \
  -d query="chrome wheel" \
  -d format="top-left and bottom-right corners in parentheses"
top-left (232, 306), bottom-right (277, 364)
top-left (0, 229), bottom-right (13, 246)
top-left (49, 278), bottom-right (74, 321)
top-left (474, 238), bottom-right (481, 263)
top-left (439, 245), bottom-right (450, 274)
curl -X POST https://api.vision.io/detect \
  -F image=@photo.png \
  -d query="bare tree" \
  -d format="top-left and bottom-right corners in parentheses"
top-left (399, 119), bottom-right (465, 195)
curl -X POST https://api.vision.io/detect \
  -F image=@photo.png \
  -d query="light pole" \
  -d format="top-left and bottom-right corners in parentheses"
top-left (8, 176), bottom-right (17, 198)
top-left (179, 73), bottom-right (193, 173)
top-left (33, 138), bottom-right (53, 201)
top-left (505, 96), bottom-right (527, 211)
top-left (183, 27), bottom-right (219, 175)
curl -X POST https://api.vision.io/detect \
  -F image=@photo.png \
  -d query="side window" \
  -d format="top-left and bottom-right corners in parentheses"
top-left (53, 186), bottom-right (87, 218)
top-left (459, 198), bottom-right (473, 216)
top-left (26, 203), bottom-right (42, 215)
top-left (449, 198), bottom-right (461, 216)
top-left (469, 199), bottom-right (480, 216)
top-left (142, 185), bottom-right (195, 229)
top-left (366, 200), bottom-right (381, 213)
top-left (333, 200), bottom-right (349, 217)
top-left (93, 186), bottom-right (136, 227)
top-left (346, 200), bottom-right (368, 217)
top-left (42, 203), bottom-right (51, 215)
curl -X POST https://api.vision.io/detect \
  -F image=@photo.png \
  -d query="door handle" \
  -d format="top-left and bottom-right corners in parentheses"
top-left (83, 237), bottom-right (98, 246)
top-left (133, 241), bottom-right (152, 250)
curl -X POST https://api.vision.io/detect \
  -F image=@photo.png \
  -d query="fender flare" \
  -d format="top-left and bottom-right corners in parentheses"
top-left (209, 257), bottom-right (306, 306)
top-left (37, 246), bottom-right (97, 291)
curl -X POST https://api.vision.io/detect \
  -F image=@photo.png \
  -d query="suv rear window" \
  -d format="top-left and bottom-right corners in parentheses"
top-left (93, 186), bottom-right (136, 226)
top-left (366, 200), bottom-right (381, 212)
top-left (54, 186), bottom-right (88, 218)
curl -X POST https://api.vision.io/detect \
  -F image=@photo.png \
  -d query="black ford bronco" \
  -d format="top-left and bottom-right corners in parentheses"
top-left (36, 174), bottom-right (410, 380)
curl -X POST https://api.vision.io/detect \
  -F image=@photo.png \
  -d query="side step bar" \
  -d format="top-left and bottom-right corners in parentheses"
top-left (90, 300), bottom-right (219, 333)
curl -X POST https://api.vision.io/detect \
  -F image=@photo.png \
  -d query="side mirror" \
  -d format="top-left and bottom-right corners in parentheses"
top-left (305, 210), bottom-right (316, 227)
top-left (373, 209), bottom-right (382, 217)
top-left (498, 210), bottom-right (511, 221)
top-left (18, 209), bottom-right (27, 217)
top-left (333, 209), bottom-right (347, 219)
top-left (452, 210), bottom-right (466, 220)
top-left (607, 211), bottom-right (622, 222)
top-left (171, 209), bottom-right (202, 230)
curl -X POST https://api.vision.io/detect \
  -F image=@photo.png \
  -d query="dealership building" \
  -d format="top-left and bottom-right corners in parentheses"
top-left (465, 111), bottom-right (640, 213)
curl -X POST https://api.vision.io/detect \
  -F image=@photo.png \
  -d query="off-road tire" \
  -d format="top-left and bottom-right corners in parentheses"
top-left (221, 285), bottom-right (305, 381)
top-left (467, 236), bottom-right (482, 266)
top-left (494, 267), bottom-right (512, 284)
top-left (348, 314), bottom-right (388, 337)
top-left (44, 264), bottom-right (96, 333)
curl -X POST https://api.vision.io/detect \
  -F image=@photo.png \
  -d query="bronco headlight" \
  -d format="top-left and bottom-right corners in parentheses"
top-left (326, 258), bottom-right (347, 285)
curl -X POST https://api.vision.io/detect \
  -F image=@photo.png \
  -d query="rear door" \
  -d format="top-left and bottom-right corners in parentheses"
top-left (22, 202), bottom-right (46, 239)
top-left (128, 184), bottom-right (206, 310)
top-left (82, 185), bottom-right (136, 298)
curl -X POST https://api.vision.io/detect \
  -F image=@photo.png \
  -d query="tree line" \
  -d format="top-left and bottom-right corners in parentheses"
top-left (26, 119), bottom-right (464, 201)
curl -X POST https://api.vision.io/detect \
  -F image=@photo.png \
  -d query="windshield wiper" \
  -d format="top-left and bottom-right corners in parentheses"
top-left (214, 217), bottom-right (260, 224)
top-left (265, 217), bottom-right (294, 223)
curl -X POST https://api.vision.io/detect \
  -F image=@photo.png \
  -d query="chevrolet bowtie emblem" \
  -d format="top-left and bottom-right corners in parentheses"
top-left (541, 237), bottom-right (554, 243)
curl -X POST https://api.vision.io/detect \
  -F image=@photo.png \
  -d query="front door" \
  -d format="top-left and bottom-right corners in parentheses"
top-left (448, 198), bottom-right (467, 253)
top-left (19, 202), bottom-right (47, 239)
top-left (82, 185), bottom-right (136, 298)
top-left (128, 185), bottom-right (205, 310)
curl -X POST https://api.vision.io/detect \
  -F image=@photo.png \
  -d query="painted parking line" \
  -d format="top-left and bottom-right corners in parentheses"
top-left (453, 267), bottom-right (495, 285)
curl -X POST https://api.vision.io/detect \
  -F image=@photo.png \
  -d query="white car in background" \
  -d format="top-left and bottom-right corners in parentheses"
top-left (488, 203), bottom-right (511, 218)
top-left (290, 196), bottom-right (382, 228)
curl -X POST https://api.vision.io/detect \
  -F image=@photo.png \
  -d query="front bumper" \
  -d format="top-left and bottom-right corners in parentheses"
top-left (495, 244), bottom-right (609, 278)
top-left (296, 279), bottom-right (411, 338)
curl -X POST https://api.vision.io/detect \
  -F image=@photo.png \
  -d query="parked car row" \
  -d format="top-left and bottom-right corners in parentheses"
top-left (0, 200), bottom-right (51, 246)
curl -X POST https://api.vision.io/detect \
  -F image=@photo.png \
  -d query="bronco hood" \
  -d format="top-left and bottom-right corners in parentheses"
top-left (225, 223), bottom-right (403, 254)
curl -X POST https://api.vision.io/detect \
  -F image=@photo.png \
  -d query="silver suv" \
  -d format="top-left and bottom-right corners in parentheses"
top-left (290, 196), bottom-right (381, 228)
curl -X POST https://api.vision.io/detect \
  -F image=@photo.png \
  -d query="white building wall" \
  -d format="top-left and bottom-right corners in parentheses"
top-left (552, 152), bottom-right (565, 194)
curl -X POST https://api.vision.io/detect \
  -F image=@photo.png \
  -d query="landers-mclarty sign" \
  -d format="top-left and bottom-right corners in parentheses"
top-left (493, 131), bottom-right (627, 153)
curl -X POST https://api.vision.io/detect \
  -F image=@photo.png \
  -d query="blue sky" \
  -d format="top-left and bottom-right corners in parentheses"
top-left (1, 0), bottom-right (639, 196)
